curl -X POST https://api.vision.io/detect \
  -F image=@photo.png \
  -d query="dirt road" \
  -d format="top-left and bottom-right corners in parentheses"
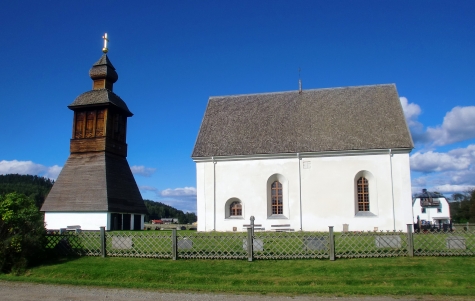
top-left (0, 281), bottom-right (467, 301)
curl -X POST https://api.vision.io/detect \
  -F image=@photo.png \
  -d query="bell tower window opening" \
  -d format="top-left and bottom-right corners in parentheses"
top-left (112, 112), bottom-right (126, 142)
top-left (85, 111), bottom-right (96, 138)
top-left (74, 111), bottom-right (85, 138)
top-left (119, 115), bottom-right (126, 142)
top-left (95, 109), bottom-right (105, 136)
top-left (73, 109), bottom-right (107, 139)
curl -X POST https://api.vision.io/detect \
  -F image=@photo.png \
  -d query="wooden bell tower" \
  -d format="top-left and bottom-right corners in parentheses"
top-left (68, 52), bottom-right (131, 158)
top-left (41, 34), bottom-right (147, 231)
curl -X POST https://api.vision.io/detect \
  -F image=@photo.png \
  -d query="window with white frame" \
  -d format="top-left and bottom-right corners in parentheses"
top-left (271, 181), bottom-right (283, 215)
top-left (225, 198), bottom-right (244, 219)
top-left (354, 171), bottom-right (377, 216)
top-left (267, 174), bottom-right (288, 218)
top-left (230, 201), bottom-right (242, 216)
top-left (357, 177), bottom-right (370, 212)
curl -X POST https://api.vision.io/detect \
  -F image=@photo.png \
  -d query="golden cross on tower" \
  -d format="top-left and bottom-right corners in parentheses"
top-left (102, 33), bottom-right (109, 53)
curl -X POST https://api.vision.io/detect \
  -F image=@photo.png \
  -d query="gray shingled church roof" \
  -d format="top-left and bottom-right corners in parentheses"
top-left (68, 89), bottom-right (133, 116)
top-left (41, 152), bottom-right (147, 214)
top-left (192, 84), bottom-right (413, 158)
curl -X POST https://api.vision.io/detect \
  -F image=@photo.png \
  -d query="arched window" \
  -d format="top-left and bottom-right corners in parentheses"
top-left (271, 181), bottom-right (283, 215)
top-left (267, 174), bottom-right (288, 218)
top-left (357, 177), bottom-right (370, 212)
top-left (230, 201), bottom-right (242, 216)
top-left (225, 198), bottom-right (244, 219)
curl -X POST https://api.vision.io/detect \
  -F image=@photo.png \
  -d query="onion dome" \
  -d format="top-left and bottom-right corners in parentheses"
top-left (89, 54), bottom-right (119, 91)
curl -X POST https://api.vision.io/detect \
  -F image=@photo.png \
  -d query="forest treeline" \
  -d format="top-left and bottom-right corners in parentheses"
top-left (144, 199), bottom-right (197, 224)
top-left (450, 190), bottom-right (475, 223)
top-left (0, 174), bottom-right (54, 208)
top-left (0, 174), bottom-right (197, 224)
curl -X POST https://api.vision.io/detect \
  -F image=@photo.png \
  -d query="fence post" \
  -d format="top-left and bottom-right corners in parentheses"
top-left (406, 224), bottom-right (414, 257)
top-left (247, 227), bottom-right (253, 262)
top-left (172, 229), bottom-right (177, 260)
top-left (100, 226), bottom-right (106, 258)
top-left (329, 226), bottom-right (335, 261)
top-left (250, 215), bottom-right (255, 236)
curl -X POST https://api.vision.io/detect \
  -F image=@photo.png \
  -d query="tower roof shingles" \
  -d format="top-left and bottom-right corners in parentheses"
top-left (68, 89), bottom-right (133, 116)
top-left (41, 152), bottom-right (147, 214)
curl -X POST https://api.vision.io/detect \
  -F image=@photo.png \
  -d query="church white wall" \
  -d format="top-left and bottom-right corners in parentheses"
top-left (195, 151), bottom-right (413, 232)
top-left (44, 212), bottom-right (108, 230)
top-left (391, 153), bottom-right (414, 227)
top-left (300, 152), bottom-right (412, 232)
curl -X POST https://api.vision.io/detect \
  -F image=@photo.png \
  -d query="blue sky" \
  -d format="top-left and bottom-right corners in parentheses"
top-left (1, 1), bottom-right (474, 212)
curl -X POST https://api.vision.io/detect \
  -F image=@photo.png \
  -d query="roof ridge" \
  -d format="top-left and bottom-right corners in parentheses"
top-left (208, 83), bottom-right (396, 99)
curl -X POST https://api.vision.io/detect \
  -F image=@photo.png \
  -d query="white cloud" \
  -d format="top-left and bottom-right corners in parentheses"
top-left (0, 160), bottom-right (45, 175)
top-left (44, 165), bottom-right (62, 179)
top-left (399, 97), bottom-right (428, 144)
top-left (139, 185), bottom-right (159, 193)
top-left (399, 100), bottom-right (475, 147)
top-left (399, 97), bottom-right (422, 128)
top-left (159, 187), bottom-right (197, 212)
top-left (426, 106), bottom-right (475, 146)
top-left (0, 160), bottom-right (62, 180)
top-left (160, 187), bottom-right (197, 197)
top-left (432, 184), bottom-right (474, 194)
top-left (410, 144), bottom-right (475, 195)
top-left (410, 149), bottom-right (472, 172)
top-left (411, 183), bottom-right (474, 196)
top-left (130, 165), bottom-right (156, 177)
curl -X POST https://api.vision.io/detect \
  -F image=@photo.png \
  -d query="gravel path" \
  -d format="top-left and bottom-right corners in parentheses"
top-left (0, 281), bottom-right (468, 301)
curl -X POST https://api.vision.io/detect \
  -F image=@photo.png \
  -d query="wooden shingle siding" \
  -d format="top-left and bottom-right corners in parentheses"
top-left (41, 152), bottom-right (147, 214)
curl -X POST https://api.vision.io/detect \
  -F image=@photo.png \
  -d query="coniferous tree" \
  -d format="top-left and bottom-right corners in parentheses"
top-left (143, 199), bottom-right (197, 224)
top-left (0, 174), bottom-right (54, 209)
top-left (450, 190), bottom-right (475, 223)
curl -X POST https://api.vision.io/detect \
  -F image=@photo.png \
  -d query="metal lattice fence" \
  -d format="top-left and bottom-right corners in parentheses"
top-left (45, 225), bottom-right (475, 260)
top-left (453, 223), bottom-right (475, 231)
top-left (413, 229), bottom-right (475, 256)
top-left (177, 232), bottom-right (247, 259)
top-left (253, 231), bottom-right (329, 259)
top-left (335, 230), bottom-right (408, 258)
top-left (106, 233), bottom-right (172, 258)
top-left (46, 230), bottom-right (102, 256)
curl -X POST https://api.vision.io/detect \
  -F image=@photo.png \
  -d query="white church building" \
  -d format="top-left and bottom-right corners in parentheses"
top-left (192, 84), bottom-right (414, 232)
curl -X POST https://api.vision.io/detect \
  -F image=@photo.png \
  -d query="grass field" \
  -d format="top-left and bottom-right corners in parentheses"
top-left (1, 256), bottom-right (474, 296)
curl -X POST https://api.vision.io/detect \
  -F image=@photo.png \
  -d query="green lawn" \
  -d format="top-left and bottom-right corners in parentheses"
top-left (1, 256), bottom-right (474, 296)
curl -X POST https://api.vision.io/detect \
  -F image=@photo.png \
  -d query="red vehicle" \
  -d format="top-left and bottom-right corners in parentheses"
top-left (151, 219), bottom-right (163, 224)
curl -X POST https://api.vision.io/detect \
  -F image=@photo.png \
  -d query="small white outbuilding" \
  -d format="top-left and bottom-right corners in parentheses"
top-left (412, 189), bottom-right (451, 228)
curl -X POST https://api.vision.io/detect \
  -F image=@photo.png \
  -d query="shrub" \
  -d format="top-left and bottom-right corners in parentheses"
top-left (0, 192), bottom-right (47, 274)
